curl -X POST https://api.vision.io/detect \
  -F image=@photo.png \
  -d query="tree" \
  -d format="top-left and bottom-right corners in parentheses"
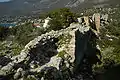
top-left (48, 8), bottom-right (77, 31)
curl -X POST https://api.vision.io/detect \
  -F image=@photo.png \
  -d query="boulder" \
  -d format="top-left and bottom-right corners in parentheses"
top-left (101, 14), bottom-right (108, 21)
top-left (1, 62), bottom-right (14, 73)
top-left (14, 68), bottom-right (23, 79)
top-left (77, 18), bottom-right (82, 24)
top-left (14, 71), bottom-right (21, 79)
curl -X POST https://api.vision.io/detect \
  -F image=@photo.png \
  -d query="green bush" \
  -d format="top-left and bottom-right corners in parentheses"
top-left (12, 23), bottom-right (46, 46)
top-left (58, 50), bottom-right (67, 59)
top-left (0, 26), bottom-right (10, 40)
top-left (47, 8), bottom-right (77, 31)
top-left (0, 22), bottom-right (47, 56)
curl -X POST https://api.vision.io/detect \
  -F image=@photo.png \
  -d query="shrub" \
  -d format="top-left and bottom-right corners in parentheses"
top-left (0, 26), bottom-right (10, 40)
top-left (47, 8), bottom-right (77, 31)
top-left (13, 23), bottom-right (46, 46)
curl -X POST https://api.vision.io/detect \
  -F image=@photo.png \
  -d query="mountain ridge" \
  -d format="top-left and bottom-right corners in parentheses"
top-left (0, 0), bottom-right (119, 16)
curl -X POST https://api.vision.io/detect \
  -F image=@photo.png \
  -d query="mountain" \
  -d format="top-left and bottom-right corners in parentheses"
top-left (0, 0), bottom-right (120, 16)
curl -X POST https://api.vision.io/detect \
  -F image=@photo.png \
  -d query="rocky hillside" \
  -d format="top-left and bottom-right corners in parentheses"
top-left (0, 7), bottom-right (120, 80)
top-left (0, 11), bottom-right (111, 80)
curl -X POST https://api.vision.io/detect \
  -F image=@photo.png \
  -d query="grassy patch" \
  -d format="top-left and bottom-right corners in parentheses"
top-left (58, 50), bottom-right (67, 58)
top-left (24, 76), bottom-right (36, 80)
top-left (0, 41), bottom-right (23, 57)
top-left (57, 33), bottom-right (72, 48)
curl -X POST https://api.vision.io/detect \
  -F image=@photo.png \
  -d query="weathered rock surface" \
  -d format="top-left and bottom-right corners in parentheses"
top-left (0, 14), bottom-right (108, 80)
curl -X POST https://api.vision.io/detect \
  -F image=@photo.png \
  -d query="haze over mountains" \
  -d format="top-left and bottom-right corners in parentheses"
top-left (0, 0), bottom-right (119, 16)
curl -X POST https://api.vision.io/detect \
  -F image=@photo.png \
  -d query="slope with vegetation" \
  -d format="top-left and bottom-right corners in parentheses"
top-left (0, 7), bottom-right (120, 80)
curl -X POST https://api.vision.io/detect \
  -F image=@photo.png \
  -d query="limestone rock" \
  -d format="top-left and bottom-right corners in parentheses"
top-left (0, 70), bottom-right (7, 76)
top-left (84, 16), bottom-right (89, 26)
top-left (14, 71), bottom-right (21, 79)
top-left (93, 13), bottom-right (101, 33)
top-left (0, 15), bottom-right (103, 80)
top-left (1, 62), bottom-right (14, 73)
top-left (101, 14), bottom-right (108, 21)
top-left (77, 18), bottom-right (82, 24)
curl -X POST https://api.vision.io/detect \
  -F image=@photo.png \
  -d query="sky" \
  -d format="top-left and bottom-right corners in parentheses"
top-left (0, 0), bottom-right (10, 2)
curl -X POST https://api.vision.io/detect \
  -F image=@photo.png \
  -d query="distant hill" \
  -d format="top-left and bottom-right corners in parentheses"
top-left (0, 0), bottom-right (120, 16)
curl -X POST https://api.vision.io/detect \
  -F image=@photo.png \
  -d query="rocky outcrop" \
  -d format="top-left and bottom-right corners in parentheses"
top-left (0, 14), bottom-right (108, 80)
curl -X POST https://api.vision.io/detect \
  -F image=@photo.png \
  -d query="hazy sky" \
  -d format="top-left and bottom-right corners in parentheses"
top-left (0, 0), bottom-right (10, 2)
